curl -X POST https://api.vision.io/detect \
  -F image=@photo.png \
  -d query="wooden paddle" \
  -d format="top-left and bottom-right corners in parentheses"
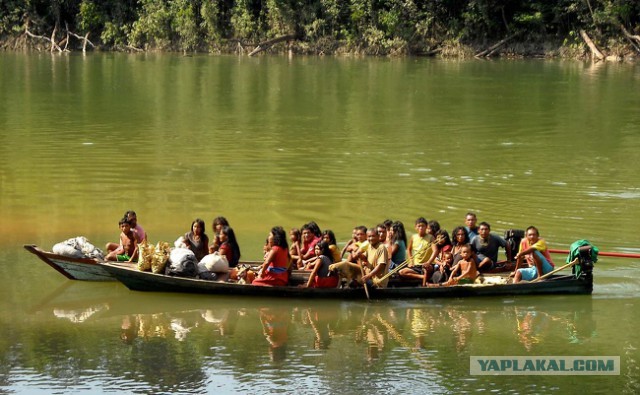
top-left (530, 258), bottom-right (579, 283)
top-left (359, 263), bottom-right (370, 300)
top-left (549, 248), bottom-right (640, 259)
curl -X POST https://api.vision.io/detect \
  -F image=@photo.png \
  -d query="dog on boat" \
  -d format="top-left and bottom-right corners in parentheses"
top-left (328, 260), bottom-right (364, 286)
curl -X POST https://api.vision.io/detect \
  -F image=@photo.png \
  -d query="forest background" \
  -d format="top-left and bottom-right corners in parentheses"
top-left (1, 0), bottom-right (640, 59)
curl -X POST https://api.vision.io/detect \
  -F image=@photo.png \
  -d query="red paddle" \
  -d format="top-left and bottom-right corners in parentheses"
top-left (549, 248), bottom-right (640, 259)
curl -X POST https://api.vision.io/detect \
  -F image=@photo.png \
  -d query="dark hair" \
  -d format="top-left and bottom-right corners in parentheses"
top-left (191, 218), bottom-right (207, 235)
top-left (383, 219), bottom-right (393, 229)
top-left (290, 228), bottom-right (301, 240)
top-left (322, 229), bottom-right (337, 245)
top-left (306, 221), bottom-right (322, 237)
top-left (466, 212), bottom-right (477, 219)
top-left (526, 226), bottom-right (539, 236)
top-left (356, 225), bottom-right (367, 234)
top-left (213, 216), bottom-right (229, 229)
top-left (479, 221), bottom-right (491, 230)
top-left (124, 210), bottom-right (137, 219)
top-left (390, 221), bottom-right (407, 246)
top-left (435, 229), bottom-right (452, 247)
top-left (315, 240), bottom-right (333, 262)
top-left (415, 217), bottom-right (428, 225)
top-left (427, 220), bottom-right (440, 234)
top-left (451, 226), bottom-right (469, 245)
top-left (270, 226), bottom-right (289, 249)
top-left (221, 226), bottom-right (241, 266)
top-left (119, 217), bottom-right (130, 226)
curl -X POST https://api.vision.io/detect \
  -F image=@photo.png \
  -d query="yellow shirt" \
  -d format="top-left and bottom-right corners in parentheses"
top-left (411, 234), bottom-right (434, 265)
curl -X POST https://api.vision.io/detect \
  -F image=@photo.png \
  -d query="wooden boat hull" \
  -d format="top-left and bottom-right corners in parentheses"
top-left (24, 244), bottom-right (115, 281)
top-left (100, 262), bottom-right (593, 300)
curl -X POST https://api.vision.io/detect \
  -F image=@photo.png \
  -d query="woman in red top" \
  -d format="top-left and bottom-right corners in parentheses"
top-left (253, 226), bottom-right (290, 287)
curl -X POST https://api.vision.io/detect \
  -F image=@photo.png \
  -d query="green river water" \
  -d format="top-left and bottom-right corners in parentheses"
top-left (0, 53), bottom-right (639, 394)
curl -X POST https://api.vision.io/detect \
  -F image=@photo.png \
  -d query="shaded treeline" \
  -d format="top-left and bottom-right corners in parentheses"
top-left (1, 0), bottom-right (639, 57)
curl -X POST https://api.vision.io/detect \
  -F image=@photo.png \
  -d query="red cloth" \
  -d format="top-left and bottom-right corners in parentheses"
top-left (252, 246), bottom-right (289, 287)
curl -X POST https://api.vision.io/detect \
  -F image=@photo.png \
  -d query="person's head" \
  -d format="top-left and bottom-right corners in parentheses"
top-left (119, 217), bottom-right (131, 232)
top-left (212, 216), bottom-right (229, 234)
top-left (525, 226), bottom-right (540, 243)
top-left (301, 224), bottom-right (314, 243)
top-left (124, 211), bottom-right (138, 227)
top-left (269, 226), bottom-right (288, 249)
top-left (306, 221), bottom-right (322, 237)
top-left (435, 229), bottom-right (451, 247)
top-left (465, 212), bottom-right (477, 229)
top-left (427, 220), bottom-right (440, 235)
top-left (390, 221), bottom-right (407, 245)
top-left (367, 227), bottom-right (380, 247)
top-left (452, 226), bottom-right (469, 245)
top-left (383, 219), bottom-right (393, 231)
top-left (442, 252), bottom-right (454, 266)
top-left (460, 244), bottom-right (472, 260)
top-left (322, 229), bottom-right (337, 245)
top-left (289, 228), bottom-right (301, 242)
top-left (478, 222), bottom-right (491, 238)
top-left (355, 226), bottom-right (367, 242)
top-left (315, 240), bottom-right (332, 261)
top-left (376, 223), bottom-right (387, 242)
top-left (191, 218), bottom-right (206, 235)
top-left (415, 217), bottom-right (428, 236)
top-left (221, 225), bottom-right (241, 263)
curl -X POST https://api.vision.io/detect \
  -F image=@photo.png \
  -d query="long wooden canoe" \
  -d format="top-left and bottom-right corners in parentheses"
top-left (100, 261), bottom-right (593, 300)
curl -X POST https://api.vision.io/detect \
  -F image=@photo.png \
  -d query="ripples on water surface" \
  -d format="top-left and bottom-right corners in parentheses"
top-left (0, 54), bottom-right (639, 393)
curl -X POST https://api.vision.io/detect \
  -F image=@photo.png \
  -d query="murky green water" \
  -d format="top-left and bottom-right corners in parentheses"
top-left (1, 53), bottom-right (639, 394)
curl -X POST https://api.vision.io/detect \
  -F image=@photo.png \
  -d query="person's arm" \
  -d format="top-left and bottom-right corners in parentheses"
top-left (424, 243), bottom-right (439, 266)
top-left (305, 258), bottom-right (322, 287)
top-left (259, 248), bottom-right (276, 278)
top-left (341, 239), bottom-right (354, 258)
top-left (406, 237), bottom-right (414, 261)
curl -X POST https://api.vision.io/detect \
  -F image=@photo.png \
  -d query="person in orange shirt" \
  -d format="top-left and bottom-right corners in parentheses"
top-left (512, 226), bottom-right (555, 283)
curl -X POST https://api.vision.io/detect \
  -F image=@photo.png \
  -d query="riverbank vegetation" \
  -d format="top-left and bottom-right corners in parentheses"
top-left (1, 0), bottom-right (639, 59)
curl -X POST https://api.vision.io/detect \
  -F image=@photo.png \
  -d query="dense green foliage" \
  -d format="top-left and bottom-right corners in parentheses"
top-left (1, 0), bottom-right (639, 56)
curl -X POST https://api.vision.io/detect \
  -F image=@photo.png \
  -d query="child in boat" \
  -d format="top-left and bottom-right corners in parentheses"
top-left (345, 225), bottom-right (369, 263)
top-left (106, 218), bottom-right (139, 262)
top-left (322, 229), bottom-right (342, 263)
top-left (399, 217), bottom-right (437, 281)
top-left (289, 228), bottom-right (302, 264)
top-left (253, 227), bottom-right (290, 287)
top-left (431, 251), bottom-right (454, 284)
top-left (304, 241), bottom-right (339, 288)
top-left (208, 216), bottom-right (229, 253)
top-left (445, 244), bottom-right (478, 285)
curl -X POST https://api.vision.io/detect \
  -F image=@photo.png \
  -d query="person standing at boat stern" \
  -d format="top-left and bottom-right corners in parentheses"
top-left (253, 227), bottom-right (290, 287)
top-left (359, 228), bottom-right (390, 288)
top-left (512, 226), bottom-right (555, 283)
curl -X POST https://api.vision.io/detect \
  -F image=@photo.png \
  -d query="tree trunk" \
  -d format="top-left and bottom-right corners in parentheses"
top-left (248, 34), bottom-right (296, 56)
top-left (579, 29), bottom-right (605, 60)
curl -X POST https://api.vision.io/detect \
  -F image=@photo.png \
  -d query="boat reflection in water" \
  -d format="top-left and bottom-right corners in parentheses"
top-left (27, 283), bottom-right (626, 394)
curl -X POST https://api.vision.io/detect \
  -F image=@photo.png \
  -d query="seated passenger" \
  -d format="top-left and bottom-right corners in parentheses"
top-left (345, 225), bottom-right (369, 263)
top-left (470, 222), bottom-right (511, 272)
top-left (181, 218), bottom-right (210, 262)
top-left (431, 251), bottom-right (454, 284)
top-left (297, 223), bottom-right (322, 269)
top-left (322, 230), bottom-right (342, 264)
top-left (360, 228), bottom-right (391, 288)
top-left (253, 227), bottom-right (290, 287)
top-left (289, 228), bottom-right (302, 265)
top-left (512, 226), bottom-right (555, 283)
top-left (304, 241), bottom-right (339, 288)
top-left (218, 225), bottom-right (241, 267)
top-left (105, 218), bottom-right (139, 262)
top-left (445, 245), bottom-right (478, 285)
top-left (208, 216), bottom-right (229, 253)
top-left (399, 217), bottom-right (437, 282)
top-left (451, 226), bottom-right (470, 265)
top-left (388, 221), bottom-right (408, 270)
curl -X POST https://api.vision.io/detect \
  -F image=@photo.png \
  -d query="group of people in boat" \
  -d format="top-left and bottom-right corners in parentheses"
top-left (105, 211), bottom-right (556, 288)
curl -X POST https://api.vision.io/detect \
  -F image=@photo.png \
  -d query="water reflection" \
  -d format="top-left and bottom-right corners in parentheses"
top-left (13, 284), bottom-right (636, 393)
